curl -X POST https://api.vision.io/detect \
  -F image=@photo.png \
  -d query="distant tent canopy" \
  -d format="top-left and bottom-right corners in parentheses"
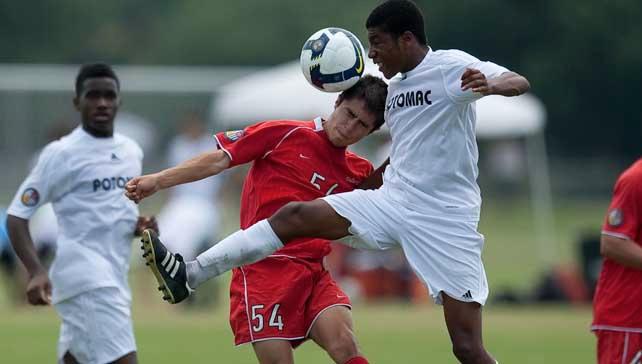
top-left (212, 59), bottom-right (546, 140)
top-left (211, 58), bottom-right (555, 267)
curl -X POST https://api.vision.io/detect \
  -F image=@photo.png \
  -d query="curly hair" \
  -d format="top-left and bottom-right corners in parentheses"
top-left (366, 0), bottom-right (427, 46)
top-left (75, 63), bottom-right (120, 96)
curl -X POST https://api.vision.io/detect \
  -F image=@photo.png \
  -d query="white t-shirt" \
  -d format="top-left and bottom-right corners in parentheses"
top-left (7, 127), bottom-right (143, 303)
top-left (382, 48), bottom-right (509, 219)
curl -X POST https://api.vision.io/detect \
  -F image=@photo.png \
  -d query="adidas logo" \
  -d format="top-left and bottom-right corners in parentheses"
top-left (462, 290), bottom-right (473, 300)
top-left (160, 251), bottom-right (181, 279)
top-left (111, 153), bottom-right (120, 161)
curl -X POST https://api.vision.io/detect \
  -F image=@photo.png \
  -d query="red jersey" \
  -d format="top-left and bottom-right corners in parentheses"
top-left (593, 158), bottom-right (642, 332)
top-left (214, 118), bottom-right (373, 260)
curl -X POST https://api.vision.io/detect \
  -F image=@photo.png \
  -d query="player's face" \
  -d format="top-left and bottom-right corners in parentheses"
top-left (367, 27), bottom-right (405, 79)
top-left (325, 97), bottom-right (377, 147)
top-left (74, 77), bottom-right (120, 137)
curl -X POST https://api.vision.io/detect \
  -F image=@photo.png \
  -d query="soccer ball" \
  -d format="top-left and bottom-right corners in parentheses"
top-left (300, 27), bottom-right (366, 92)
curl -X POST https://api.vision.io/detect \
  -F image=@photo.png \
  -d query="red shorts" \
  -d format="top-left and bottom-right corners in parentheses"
top-left (229, 256), bottom-right (351, 346)
top-left (595, 330), bottom-right (642, 364)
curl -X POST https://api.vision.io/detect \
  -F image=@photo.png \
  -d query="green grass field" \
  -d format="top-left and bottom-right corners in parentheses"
top-left (0, 295), bottom-right (593, 363)
top-left (0, 197), bottom-right (605, 363)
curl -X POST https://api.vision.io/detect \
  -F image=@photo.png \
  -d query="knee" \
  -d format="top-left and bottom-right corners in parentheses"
top-left (324, 331), bottom-right (360, 363)
top-left (273, 202), bottom-right (308, 227)
top-left (452, 339), bottom-right (485, 364)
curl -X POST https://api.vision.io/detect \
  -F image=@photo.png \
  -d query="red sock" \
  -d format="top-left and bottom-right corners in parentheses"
top-left (344, 356), bottom-right (369, 364)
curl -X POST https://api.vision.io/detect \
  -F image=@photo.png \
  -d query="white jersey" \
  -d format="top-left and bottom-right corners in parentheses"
top-left (382, 48), bottom-right (509, 219)
top-left (7, 127), bottom-right (143, 303)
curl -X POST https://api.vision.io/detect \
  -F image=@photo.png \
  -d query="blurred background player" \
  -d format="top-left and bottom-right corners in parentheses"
top-left (134, 2), bottom-right (530, 364)
top-left (127, 75), bottom-right (388, 364)
top-left (6, 63), bottom-right (157, 364)
top-left (157, 112), bottom-right (224, 261)
top-left (592, 158), bottom-right (642, 363)
top-left (156, 112), bottom-right (225, 307)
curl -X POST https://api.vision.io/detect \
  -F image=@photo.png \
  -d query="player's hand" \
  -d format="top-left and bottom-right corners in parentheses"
top-left (461, 68), bottom-right (493, 95)
top-left (125, 174), bottom-right (160, 203)
top-left (26, 271), bottom-right (52, 305)
top-left (134, 216), bottom-right (158, 236)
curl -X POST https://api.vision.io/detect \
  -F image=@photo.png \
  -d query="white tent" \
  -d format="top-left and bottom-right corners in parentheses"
top-left (211, 60), bottom-right (555, 266)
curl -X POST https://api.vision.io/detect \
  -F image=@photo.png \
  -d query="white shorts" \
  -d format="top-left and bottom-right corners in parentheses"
top-left (323, 188), bottom-right (489, 305)
top-left (55, 286), bottom-right (136, 364)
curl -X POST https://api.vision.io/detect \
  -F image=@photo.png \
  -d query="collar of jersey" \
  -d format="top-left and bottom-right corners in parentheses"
top-left (77, 126), bottom-right (115, 144)
top-left (401, 47), bottom-right (432, 81)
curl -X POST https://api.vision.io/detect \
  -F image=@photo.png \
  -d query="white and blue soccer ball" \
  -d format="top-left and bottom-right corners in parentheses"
top-left (300, 27), bottom-right (366, 93)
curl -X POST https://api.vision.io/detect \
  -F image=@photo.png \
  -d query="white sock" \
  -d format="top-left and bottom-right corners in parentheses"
top-left (187, 219), bottom-right (283, 288)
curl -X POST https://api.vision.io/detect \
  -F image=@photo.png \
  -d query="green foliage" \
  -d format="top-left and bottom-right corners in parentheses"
top-left (1, 0), bottom-right (640, 157)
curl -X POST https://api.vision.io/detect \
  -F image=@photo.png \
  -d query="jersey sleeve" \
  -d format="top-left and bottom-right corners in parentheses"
top-left (602, 171), bottom-right (641, 241)
top-left (7, 142), bottom-right (71, 220)
top-left (441, 51), bottom-right (510, 104)
top-left (213, 121), bottom-right (296, 167)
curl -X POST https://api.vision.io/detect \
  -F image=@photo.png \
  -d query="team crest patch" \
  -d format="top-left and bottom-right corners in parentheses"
top-left (20, 188), bottom-right (40, 207)
top-left (607, 208), bottom-right (623, 227)
top-left (225, 130), bottom-right (244, 142)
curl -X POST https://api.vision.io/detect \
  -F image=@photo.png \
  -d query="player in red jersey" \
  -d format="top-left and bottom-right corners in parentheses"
top-left (126, 75), bottom-right (387, 364)
top-left (592, 158), bottom-right (642, 364)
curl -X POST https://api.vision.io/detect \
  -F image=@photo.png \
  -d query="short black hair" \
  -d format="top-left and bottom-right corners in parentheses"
top-left (366, 0), bottom-right (427, 46)
top-left (338, 75), bottom-right (388, 131)
top-left (75, 63), bottom-right (120, 96)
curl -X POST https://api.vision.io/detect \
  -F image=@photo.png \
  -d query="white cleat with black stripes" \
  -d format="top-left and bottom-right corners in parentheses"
top-left (141, 229), bottom-right (193, 304)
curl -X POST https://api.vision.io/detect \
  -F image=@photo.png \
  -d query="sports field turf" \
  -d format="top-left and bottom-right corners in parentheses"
top-left (0, 198), bottom-right (604, 362)
top-left (0, 296), bottom-right (593, 363)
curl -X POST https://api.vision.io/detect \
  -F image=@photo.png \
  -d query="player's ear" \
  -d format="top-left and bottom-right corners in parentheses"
top-left (73, 96), bottom-right (80, 111)
top-left (400, 31), bottom-right (415, 46)
top-left (334, 95), bottom-right (344, 109)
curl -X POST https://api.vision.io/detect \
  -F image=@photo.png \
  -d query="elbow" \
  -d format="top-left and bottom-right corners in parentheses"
top-left (519, 77), bottom-right (531, 94)
top-left (513, 75), bottom-right (530, 95)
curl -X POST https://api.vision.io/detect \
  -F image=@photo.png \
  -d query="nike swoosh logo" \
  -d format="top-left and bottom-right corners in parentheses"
top-left (299, 154), bottom-right (311, 159)
top-left (355, 49), bottom-right (363, 74)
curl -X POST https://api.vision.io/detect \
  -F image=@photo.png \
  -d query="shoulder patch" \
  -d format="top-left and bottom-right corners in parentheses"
top-left (225, 130), bottom-right (244, 142)
top-left (21, 188), bottom-right (40, 207)
top-left (607, 208), bottom-right (623, 227)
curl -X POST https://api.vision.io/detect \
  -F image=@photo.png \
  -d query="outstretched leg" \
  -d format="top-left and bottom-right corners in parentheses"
top-left (442, 293), bottom-right (496, 364)
top-left (186, 199), bottom-right (350, 288)
top-left (269, 199), bottom-right (352, 242)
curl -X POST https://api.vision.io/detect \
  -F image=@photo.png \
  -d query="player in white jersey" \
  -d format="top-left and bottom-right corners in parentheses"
top-left (6, 63), bottom-right (157, 364)
top-left (157, 114), bottom-right (224, 261)
top-left (131, 1), bottom-right (529, 363)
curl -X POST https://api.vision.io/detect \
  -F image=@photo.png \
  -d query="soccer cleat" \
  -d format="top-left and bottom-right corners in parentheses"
top-left (141, 229), bottom-right (193, 304)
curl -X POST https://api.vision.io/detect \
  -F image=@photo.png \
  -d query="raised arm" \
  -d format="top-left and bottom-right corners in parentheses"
top-left (125, 149), bottom-right (231, 203)
top-left (461, 69), bottom-right (530, 97)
